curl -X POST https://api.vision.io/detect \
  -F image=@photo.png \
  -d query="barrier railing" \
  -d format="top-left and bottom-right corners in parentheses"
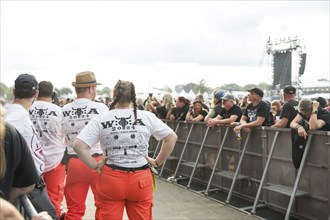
top-left (149, 120), bottom-right (330, 220)
top-left (18, 194), bottom-right (38, 220)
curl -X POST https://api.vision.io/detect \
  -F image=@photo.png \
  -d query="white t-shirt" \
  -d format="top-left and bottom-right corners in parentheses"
top-left (77, 108), bottom-right (172, 168)
top-left (29, 101), bottom-right (65, 172)
top-left (61, 98), bottom-right (109, 155)
top-left (5, 104), bottom-right (45, 176)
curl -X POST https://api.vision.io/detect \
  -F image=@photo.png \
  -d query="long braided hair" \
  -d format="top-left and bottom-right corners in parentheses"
top-left (110, 80), bottom-right (138, 121)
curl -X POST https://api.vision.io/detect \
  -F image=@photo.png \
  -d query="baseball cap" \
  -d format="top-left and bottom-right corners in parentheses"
top-left (283, 85), bottom-right (296, 94)
top-left (214, 90), bottom-right (225, 100)
top-left (316, 96), bottom-right (326, 108)
top-left (247, 87), bottom-right (264, 97)
top-left (221, 94), bottom-right (235, 101)
top-left (15, 74), bottom-right (38, 91)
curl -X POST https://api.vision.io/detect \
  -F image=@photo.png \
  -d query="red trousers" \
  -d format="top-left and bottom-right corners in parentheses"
top-left (64, 156), bottom-right (102, 220)
top-left (43, 162), bottom-right (66, 218)
top-left (97, 166), bottom-right (153, 220)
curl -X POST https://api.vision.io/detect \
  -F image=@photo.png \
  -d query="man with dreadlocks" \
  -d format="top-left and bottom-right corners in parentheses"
top-left (73, 80), bottom-right (177, 220)
top-left (61, 71), bottom-right (108, 220)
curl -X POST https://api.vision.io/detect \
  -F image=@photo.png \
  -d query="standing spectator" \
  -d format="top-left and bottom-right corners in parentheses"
top-left (144, 93), bottom-right (154, 107)
top-left (166, 96), bottom-right (190, 121)
top-left (105, 97), bottom-right (112, 109)
top-left (239, 95), bottom-right (249, 110)
top-left (204, 90), bottom-right (225, 122)
top-left (290, 98), bottom-right (330, 168)
top-left (4, 74), bottom-right (57, 219)
top-left (29, 81), bottom-right (66, 219)
top-left (233, 87), bottom-right (271, 134)
top-left (0, 104), bottom-right (39, 201)
top-left (206, 94), bottom-right (242, 127)
top-left (61, 71), bottom-right (109, 220)
top-left (1, 106), bottom-right (52, 220)
top-left (73, 80), bottom-right (177, 220)
top-left (325, 98), bottom-right (330, 111)
top-left (316, 96), bottom-right (327, 108)
top-left (147, 93), bottom-right (174, 119)
top-left (290, 98), bottom-right (330, 135)
top-left (185, 100), bottom-right (208, 121)
top-left (136, 98), bottom-right (145, 110)
top-left (272, 85), bottom-right (298, 128)
top-left (194, 94), bottom-right (209, 111)
top-left (270, 100), bottom-right (282, 125)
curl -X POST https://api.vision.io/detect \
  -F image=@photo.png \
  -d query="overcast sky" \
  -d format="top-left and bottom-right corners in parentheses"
top-left (1, 1), bottom-right (329, 92)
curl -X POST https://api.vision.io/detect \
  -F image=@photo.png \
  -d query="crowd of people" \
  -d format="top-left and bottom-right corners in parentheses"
top-left (0, 71), bottom-right (329, 220)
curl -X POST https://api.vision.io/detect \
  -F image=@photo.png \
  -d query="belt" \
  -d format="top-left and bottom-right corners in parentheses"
top-left (68, 153), bottom-right (103, 159)
top-left (106, 164), bottom-right (149, 172)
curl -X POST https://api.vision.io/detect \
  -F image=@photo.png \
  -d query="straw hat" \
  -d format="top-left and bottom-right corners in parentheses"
top-left (72, 71), bottom-right (102, 87)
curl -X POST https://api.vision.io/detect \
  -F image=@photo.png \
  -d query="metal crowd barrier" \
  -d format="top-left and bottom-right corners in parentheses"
top-left (148, 120), bottom-right (330, 220)
top-left (18, 194), bottom-right (38, 219)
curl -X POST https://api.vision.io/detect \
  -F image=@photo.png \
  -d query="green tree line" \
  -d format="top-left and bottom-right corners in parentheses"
top-left (0, 80), bottom-right (272, 101)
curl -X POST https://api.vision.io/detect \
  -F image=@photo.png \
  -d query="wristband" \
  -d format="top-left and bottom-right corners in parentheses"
top-left (295, 125), bottom-right (302, 130)
top-left (312, 109), bottom-right (318, 114)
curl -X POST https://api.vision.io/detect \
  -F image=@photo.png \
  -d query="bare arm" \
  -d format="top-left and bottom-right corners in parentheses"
top-left (185, 111), bottom-right (192, 121)
top-left (9, 185), bottom-right (35, 202)
top-left (191, 114), bottom-right (205, 122)
top-left (233, 115), bottom-right (248, 132)
top-left (206, 115), bottom-right (222, 127)
top-left (290, 113), bottom-right (308, 139)
top-left (145, 132), bottom-right (177, 167)
top-left (240, 116), bottom-right (265, 128)
top-left (217, 115), bottom-right (238, 125)
top-left (73, 139), bottom-right (105, 170)
top-left (0, 198), bottom-right (24, 220)
top-left (309, 113), bottom-right (326, 130)
top-left (309, 102), bottom-right (326, 130)
top-left (147, 102), bottom-right (156, 113)
top-left (153, 98), bottom-right (161, 107)
top-left (272, 117), bottom-right (289, 128)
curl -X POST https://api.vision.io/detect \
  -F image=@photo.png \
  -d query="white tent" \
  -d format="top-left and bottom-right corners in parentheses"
top-left (302, 93), bottom-right (330, 100)
top-left (178, 90), bottom-right (188, 98)
top-left (187, 89), bottom-right (196, 101)
top-left (135, 87), bottom-right (166, 100)
top-left (171, 90), bottom-right (179, 99)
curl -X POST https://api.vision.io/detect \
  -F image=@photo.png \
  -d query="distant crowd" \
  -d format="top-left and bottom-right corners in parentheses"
top-left (49, 86), bottom-right (330, 130)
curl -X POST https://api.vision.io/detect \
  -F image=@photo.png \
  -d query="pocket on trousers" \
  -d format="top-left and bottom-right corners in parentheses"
top-left (138, 177), bottom-right (153, 201)
top-left (139, 178), bottom-right (152, 188)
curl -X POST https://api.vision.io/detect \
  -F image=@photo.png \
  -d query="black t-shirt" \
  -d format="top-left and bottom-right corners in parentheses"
top-left (193, 109), bottom-right (208, 121)
top-left (219, 105), bottom-right (243, 122)
top-left (280, 99), bottom-right (299, 128)
top-left (301, 107), bottom-right (330, 131)
top-left (156, 106), bottom-right (167, 119)
top-left (243, 100), bottom-right (271, 126)
top-left (0, 123), bottom-right (40, 200)
top-left (317, 107), bottom-right (330, 131)
top-left (172, 104), bottom-right (189, 121)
